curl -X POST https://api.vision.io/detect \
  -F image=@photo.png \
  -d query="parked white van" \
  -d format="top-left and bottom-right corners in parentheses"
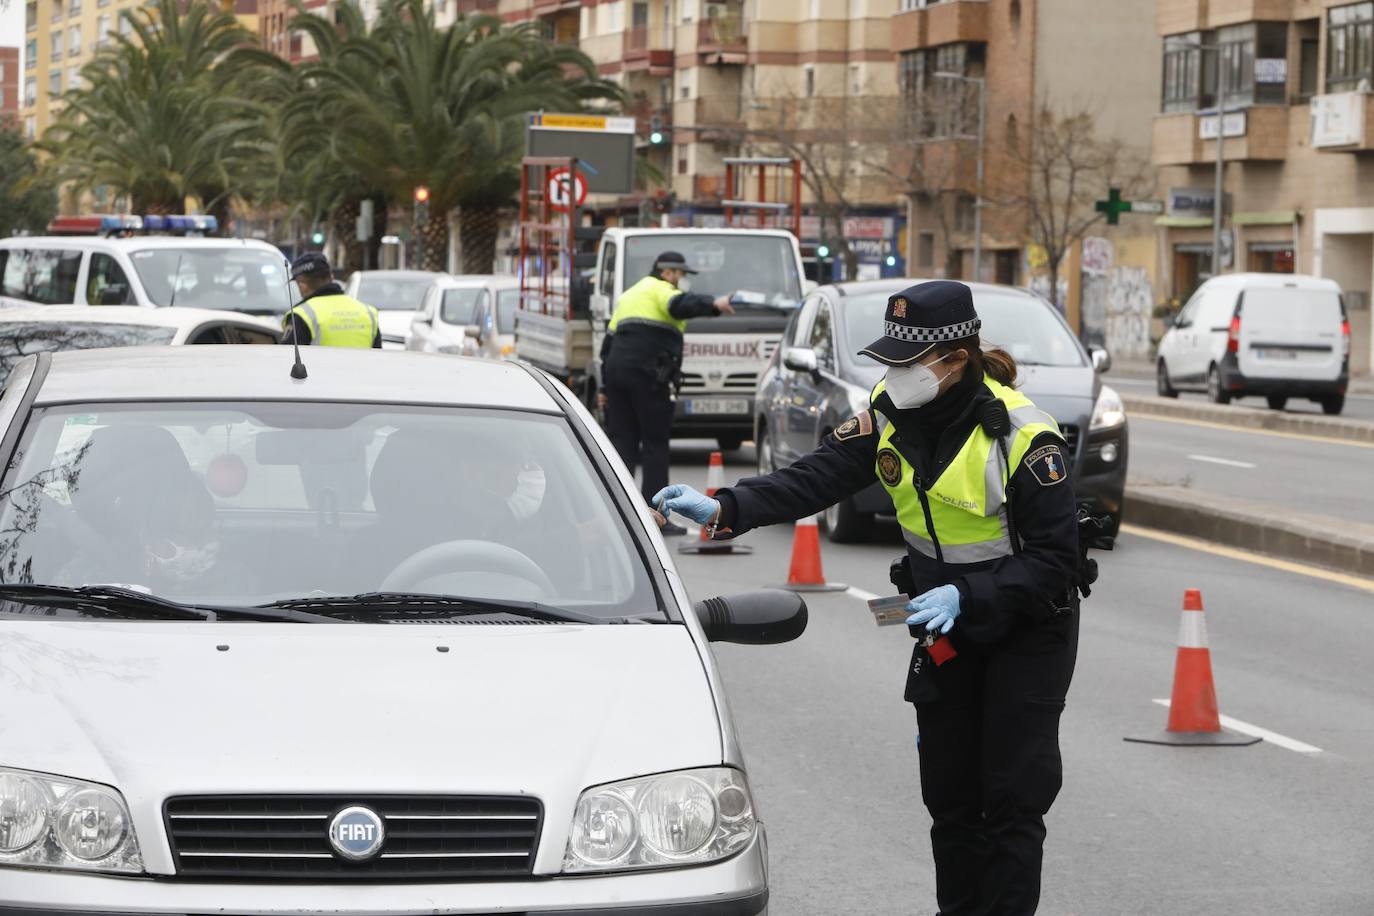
top-left (1156, 273), bottom-right (1350, 414)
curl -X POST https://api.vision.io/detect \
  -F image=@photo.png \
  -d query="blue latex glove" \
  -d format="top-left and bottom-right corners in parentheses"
top-left (652, 484), bottom-right (720, 526)
top-left (906, 584), bottom-right (962, 634)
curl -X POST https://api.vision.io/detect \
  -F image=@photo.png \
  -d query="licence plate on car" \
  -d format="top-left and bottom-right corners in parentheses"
top-left (1254, 348), bottom-right (1298, 360)
top-left (684, 398), bottom-right (750, 415)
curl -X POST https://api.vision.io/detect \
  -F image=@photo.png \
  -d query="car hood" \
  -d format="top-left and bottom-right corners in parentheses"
top-left (0, 621), bottom-right (721, 872)
top-left (1018, 364), bottom-right (1097, 401)
top-left (377, 310), bottom-right (414, 340)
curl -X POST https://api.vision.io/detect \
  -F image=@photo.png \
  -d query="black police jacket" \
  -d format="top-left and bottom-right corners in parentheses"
top-left (715, 382), bottom-right (1080, 647)
top-left (601, 287), bottom-right (721, 381)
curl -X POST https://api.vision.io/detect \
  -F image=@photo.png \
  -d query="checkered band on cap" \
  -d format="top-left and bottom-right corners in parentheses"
top-left (883, 318), bottom-right (981, 343)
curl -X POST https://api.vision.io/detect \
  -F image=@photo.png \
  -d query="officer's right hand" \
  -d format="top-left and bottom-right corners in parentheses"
top-left (652, 484), bottom-right (720, 526)
top-left (713, 295), bottom-right (736, 316)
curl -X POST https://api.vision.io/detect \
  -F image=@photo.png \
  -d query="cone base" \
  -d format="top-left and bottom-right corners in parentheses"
top-left (678, 543), bottom-right (755, 556)
top-left (1124, 728), bottom-right (1261, 747)
top-left (776, 581), bottom-right (848, 593)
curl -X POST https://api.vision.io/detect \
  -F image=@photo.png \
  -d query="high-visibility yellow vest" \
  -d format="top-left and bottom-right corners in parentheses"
top-left (872, 375), bottom-right (1063, 565)
top-left (608, 275), bottom-right (688, 335)
top-left (284, 294), bottom-right (379, 348)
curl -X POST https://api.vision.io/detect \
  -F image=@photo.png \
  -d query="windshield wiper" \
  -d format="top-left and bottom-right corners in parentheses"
top-left (0, 584), bottom-right (336, 623)
top-left (261, 592), bottom-right (613, 625)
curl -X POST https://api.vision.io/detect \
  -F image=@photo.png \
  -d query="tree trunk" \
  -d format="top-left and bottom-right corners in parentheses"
top-left (366, 194), bottom-right (388, 270)
top-left (414, 207), bottom-right (450, 272)
top-left (458, 205), bottom-right (501, 274)
top-left (332, 199), bottom-right (363, 272)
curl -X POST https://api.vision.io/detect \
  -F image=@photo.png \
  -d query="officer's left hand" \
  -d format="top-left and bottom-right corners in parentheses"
top-left (906, 584), bottom-right (962, 634)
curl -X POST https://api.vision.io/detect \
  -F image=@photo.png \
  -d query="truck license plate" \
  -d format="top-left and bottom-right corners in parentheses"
top-left (685, 398), bottom-right (749, 415)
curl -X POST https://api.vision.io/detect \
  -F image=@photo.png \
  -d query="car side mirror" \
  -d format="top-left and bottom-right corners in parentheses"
top-left (464, 326), bottom-right (482, 340)
top-left (693, 589), bottom-right (808, 645)
top-left (783, 347), bottom-right (819, 375)
top-left (98, 284), bottom-right (127, 305)
top-left (1090, 348), bottom-right (1112, 373)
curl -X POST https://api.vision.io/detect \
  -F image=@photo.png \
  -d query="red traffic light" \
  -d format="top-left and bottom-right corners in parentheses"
top-left (414, 186), bottom-right (430, 203)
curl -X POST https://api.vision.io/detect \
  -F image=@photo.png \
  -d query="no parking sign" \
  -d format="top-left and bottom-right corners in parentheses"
top-left (547, 167), bottom-right (588, 213)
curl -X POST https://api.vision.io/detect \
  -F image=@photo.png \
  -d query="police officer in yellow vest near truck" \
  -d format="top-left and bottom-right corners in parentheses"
top-left (655, 281), bottom-right (1082, 915)
top-left (601, 251), bottom-right (734, 535)
top-left (282, 253), bottom-right (381, 349)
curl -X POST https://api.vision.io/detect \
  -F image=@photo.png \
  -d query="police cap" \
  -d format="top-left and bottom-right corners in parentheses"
top-left (289, 252), bottom-right (332, 281)
top-left (653, 251), bottom-right (698, 275)
top-left (859, 280), bottom-right (982, 366)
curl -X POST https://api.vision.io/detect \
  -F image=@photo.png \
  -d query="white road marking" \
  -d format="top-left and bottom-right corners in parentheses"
top-left (1186, 453), bottom-right (1257, 469)
top-left (846, 586), bottom-right (881, 602)
top-left (1151, 699), bottom-right (1323, 754)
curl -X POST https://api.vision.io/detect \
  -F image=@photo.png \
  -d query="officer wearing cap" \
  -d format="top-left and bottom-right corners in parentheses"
top-left (654, 280), bottom-right (1080, 914)
top-left (601, 251), bottom-right (735, 534)
top-left (282, 253), bottom-right (381, 348)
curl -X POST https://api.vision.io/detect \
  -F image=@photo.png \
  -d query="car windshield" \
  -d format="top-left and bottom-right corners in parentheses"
top-left (441, 288), bottom-right (484, 325)
top-left (843, 288), bottom-right (1087, 383)
top-left (0, 322), bottom-right (176, 383)
top-left (130, 248), bottom-right (291, 314)
top-left (0, 402), bottom-right (660, 619)
top-left (624, 235), bottom-right (803, 309)
top-left (355, 275), bottom-right (435, 312)
top-left (496, 289), bottom-right (520, 334)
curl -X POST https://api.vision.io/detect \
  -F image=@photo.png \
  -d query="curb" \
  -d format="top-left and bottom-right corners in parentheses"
top-left (1126, 484), bottom-right (1374, 579)
top-left (1122, 394), bottom-right (1374, 445)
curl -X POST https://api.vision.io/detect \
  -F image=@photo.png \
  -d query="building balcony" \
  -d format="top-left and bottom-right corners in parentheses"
top-left (698, 14), bottom-right (747, 64)
top-left (1159, 0), bottom-right (1293, 33)
top-left (693, 96), bottom-right (744, 141)
top-left (892, 0), bottom-right (988, 53)
top-left (1151, 105), bottom-right (1289, 165)
top-left (623, 25), bottom-right (674, 74)
top-left (532, 0), bottom-right (580, 14)
top-left (454, 0), bottom-right (499, 12)
top-left (1311, 92), bottom-right (1374, 153)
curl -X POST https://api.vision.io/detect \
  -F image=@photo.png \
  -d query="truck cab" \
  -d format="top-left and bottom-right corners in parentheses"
top-left (591, 228), bottom-right (805, 450)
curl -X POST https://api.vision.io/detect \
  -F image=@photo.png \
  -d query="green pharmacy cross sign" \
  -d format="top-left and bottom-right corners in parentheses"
top-left (1094, 188), bottom-right (1165, 225)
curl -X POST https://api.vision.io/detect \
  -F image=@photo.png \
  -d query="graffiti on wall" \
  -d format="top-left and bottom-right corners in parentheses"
top-left (1104, 266), bottom-right (1154, 358)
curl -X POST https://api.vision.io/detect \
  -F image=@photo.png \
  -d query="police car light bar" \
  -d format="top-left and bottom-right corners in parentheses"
top-left (45, 214), bottom-right (217, 236)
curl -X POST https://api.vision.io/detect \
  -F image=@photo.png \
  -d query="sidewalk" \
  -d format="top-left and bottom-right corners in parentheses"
top-left (1110, 356), bottom-right (1374, 395)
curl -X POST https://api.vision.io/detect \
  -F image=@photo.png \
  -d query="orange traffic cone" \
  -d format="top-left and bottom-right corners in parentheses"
top-left (679, 451), bottom-right (752, 555)
top-left (1125, 589), bottom-right (1260, 747)
top-left (776, 515), bottom-right (847, 592)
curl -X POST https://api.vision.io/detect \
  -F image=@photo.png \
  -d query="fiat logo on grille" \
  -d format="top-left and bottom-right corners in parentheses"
top-left (328, 805), bottom-right (385, 861)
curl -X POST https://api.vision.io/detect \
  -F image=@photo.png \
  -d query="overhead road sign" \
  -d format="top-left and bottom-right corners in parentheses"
top-left (526, 112), bottom-right (636, 195)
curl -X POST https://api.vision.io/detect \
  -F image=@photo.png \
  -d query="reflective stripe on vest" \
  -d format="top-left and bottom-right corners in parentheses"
top-left (285, 294), bottom-right (378, 348)
top-left (608, 275), bottom-right (687, 335)
top-left (872, 375), bottom-right (1062, 565)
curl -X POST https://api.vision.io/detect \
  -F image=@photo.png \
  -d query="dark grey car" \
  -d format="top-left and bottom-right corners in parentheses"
top-left (753, 280), bottom-right (1128, 542)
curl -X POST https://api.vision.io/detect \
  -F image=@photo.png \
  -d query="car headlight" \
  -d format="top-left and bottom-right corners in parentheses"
top-left (563, 767), bottom-right (756, 873)
top-left (0, 768), bottom-right (142, 874)
top-left (1090, 385), bottom-right (1126, 431)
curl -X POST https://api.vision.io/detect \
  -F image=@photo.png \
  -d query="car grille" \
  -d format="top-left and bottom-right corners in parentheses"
top-left (680, 370), bottom-right (760, 391)
top-left (164, 795), bottom-right (542, 881)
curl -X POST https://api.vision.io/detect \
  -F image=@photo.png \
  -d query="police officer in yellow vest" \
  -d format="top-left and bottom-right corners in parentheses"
top-left (282, 253), bottom-right (381, 349)
top-left (601, 251), bottom-right (733, 534)
top-left (654, 281), bottom-right (1080, 915)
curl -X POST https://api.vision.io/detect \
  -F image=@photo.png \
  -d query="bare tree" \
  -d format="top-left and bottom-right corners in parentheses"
top-left (1001, 105), bottom-right (1153, 304)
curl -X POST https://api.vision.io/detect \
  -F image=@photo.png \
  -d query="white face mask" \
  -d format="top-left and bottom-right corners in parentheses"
top-left (506, 465), bottom-right (546, 521)
top-left (885, 353), bottom-right (954, 409)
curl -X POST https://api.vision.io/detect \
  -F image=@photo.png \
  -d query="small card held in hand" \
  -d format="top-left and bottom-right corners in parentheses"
top-left (866, 595), bottom-right (912, 627)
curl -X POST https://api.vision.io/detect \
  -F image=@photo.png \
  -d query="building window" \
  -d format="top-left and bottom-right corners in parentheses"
top-left (68, 26), bottom-right (81, 57)
top-left (1214, 23), bottom-right (1287, 106)
top-left (24, 116), bottom-right (36, 140)
top-left (955, 194), bottom-right (976, 233)
top-left (1162, 32), bottom-right (1209, 112)
top-left (24, 75), bottom-right (37, 106)
top-left (26, 39), bottom-right (36, 68)
top-left (98, 0), bottom-right (110, 8)
top-left (50, 30), bottom-right (63, 58)
top-left (918, 232), bottom-right (935, 268)
top-left (677, 145), bottom-right (688, 174)
top-left (68, 0), bottom-right (80, 15)
top-left (900, 43), bottom-right (984, 138)
top-left (69, 65), bottom-right (81, 91)
top-left (804, 65), bottom-right (815, 97)
top-left (26, 2), bottom-right (37, 30)
top-left (1328, 2), bottom-right (1374, 92)
top-left (48, 68), bottom-right (61, 97)
top-left (97, 14), bottom-right (110, 46)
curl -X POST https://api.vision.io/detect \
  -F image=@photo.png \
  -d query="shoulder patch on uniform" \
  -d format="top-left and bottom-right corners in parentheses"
top-left (1024, 444), bottom-right (1068, 486)
top-left (833, 411), bottom-right (873, 442)
top-left (877, 448), bottom-right (903, 486)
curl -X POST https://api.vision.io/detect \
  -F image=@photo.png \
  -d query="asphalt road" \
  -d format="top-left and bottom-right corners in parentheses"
top-left (1109, 373), bottom-right (1374, 423)
top-left (667, 443), bottom-right (1374, 915)
top-left (1125, 413), bottom-right (1374, 523)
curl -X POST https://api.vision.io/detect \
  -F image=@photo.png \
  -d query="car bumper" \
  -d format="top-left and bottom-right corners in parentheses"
top-left (1218, 354), bottom-right (1347, 396)
top-left (0, 829), bottom-right (767, 916)
top-left (1076, 425), bottom-right (1128, 529)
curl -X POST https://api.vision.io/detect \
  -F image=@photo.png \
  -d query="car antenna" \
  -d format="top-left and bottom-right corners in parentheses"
top-left (284, 257), bottom-right (307, 380)
top-left (167, 252), bottom-right (185, 308)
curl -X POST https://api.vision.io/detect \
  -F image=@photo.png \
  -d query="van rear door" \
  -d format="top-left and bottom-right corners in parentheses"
top-left (1236, 286), bottom-right (1344, 381)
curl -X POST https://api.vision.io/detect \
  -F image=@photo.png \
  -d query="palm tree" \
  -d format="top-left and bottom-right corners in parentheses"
top-left (40, 0), bottom-right (277, 227)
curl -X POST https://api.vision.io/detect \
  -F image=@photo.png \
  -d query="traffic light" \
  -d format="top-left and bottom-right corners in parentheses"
top-left (816, 243), bottom-right (831, 259)
top-left (414, 186), bottom-right (431, 225)
top-left (649, 114), bottom-right (665, 145)
top-left (310, 228), bottom-right (325, 246)
top-left (885, 255), bottom-right (897, 267)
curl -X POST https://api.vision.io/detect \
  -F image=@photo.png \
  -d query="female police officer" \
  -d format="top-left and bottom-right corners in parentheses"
top-left (654, 280), bottom-right (1080, 916)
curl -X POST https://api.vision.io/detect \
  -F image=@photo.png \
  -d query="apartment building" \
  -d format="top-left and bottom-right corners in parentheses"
top-left (20, 0), bottom-right (261, 140)
top-left (892, 0), bottom-right (1161, 288)
top-left (1, 47), bottom-right (19, 125)
top-left (1152, 0), bottom-right (1374, 374)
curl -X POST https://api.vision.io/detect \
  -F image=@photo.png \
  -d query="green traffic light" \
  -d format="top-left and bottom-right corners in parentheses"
top-left (885, 255), bottom-right (897, 267)
top-left (311, 232), bottom-right (325, 245)
top-left (817, 245), bottom-right (830, 258)
top-left (650, 131), bottom-right (664, 144)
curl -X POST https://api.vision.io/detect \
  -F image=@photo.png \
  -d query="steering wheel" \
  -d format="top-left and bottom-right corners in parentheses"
top-left (380, 540), bottom-right (556, 598)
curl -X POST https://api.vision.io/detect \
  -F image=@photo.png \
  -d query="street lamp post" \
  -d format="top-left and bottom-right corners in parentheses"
top-left (933, 71), bottom-right (986, 282)
top-left (1180, 40), bottom-right (1231, 278)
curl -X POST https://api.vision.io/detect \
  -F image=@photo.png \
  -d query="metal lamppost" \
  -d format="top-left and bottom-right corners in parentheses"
top-left (933, 71), bottom-right (986, 282)
top-left (1181, 40), bottom-right (1230, 278)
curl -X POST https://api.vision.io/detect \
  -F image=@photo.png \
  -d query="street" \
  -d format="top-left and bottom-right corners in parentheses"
top-left (1110, 374), bottom-right (1374, 423)
top-left (669, 443), bottom-right (1374, 916)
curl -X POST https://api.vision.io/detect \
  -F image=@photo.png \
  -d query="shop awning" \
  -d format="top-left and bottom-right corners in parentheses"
top-left (1155, 216), bottom-right (1213, 228)
top-left (1233, 210), bottom-right (1299, 226)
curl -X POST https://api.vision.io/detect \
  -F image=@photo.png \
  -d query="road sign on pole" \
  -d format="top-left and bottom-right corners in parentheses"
top-left (548, 167), bottom-right (588, 212)
top-left (1095, 189), bottom-right (1167, 224)
top-left (1130, 200), bottom-right (1166, 214)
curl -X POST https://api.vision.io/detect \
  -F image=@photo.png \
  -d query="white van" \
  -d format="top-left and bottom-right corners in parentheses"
top-left (0, 235), bottom-right (292, 316)
top-left (1156, 273), bottom-right (1350, 414)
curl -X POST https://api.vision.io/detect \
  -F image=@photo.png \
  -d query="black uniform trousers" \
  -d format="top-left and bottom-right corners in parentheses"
top-left (916, 610), bottom-right (1079, 916)
top-left (603, 365), bottom-right (674, 502)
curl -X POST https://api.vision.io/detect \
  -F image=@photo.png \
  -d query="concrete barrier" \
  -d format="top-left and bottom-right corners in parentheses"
top-left (1122, 394), bottom-right (1374, 445)
top-left (1126, 484), bottom-right (1374, 578)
